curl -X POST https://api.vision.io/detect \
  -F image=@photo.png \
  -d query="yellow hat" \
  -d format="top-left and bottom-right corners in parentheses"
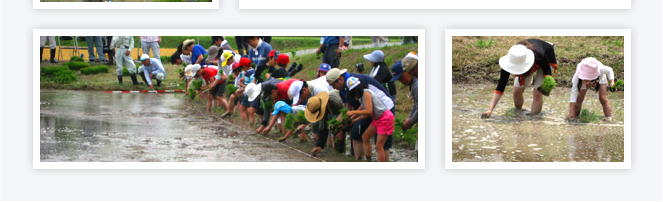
top-left (221, 52), bottom-right (234, 66)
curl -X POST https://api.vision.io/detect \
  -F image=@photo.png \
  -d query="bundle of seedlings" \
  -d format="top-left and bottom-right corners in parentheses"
top-left (64, 61), bottom-right (90, 71)
top-left (579, 109), bottom-right (600, 123)
top-left (610, 80), bottom-right (624, 92)
top-left (69, 56), bottom-right (85, 62)
top-left (42, 65), bottom-right (69, 75)
top-left (160, 55), bottom-right (172, 63)
top-left (80, 65), bottom-right (109, 75)
top-left (226, 85), bottom-right (238, 95)
top-left (53, 68), bottom-right (77, 84)
top-left (328, 108), bottom-right (352, 134)
top-left (285, 110), bottom-right (309, 132)
top-left (259, 69), bottom-right (269, 82)
top-left (538, 76), bottom-right (557, 96)
top-left (188, 80), bottom-right (204, 100)
top-left (261, 99), bottom-right (274, 111)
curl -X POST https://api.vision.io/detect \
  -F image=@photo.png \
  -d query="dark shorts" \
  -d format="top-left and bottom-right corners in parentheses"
top-left (322, 44), bottom-right (341, 68)
top-left (211, 81), bottom-right (227, 99)
top-left (250, 96), bottom-right (264, 115)
top-left (241, 95), bottom-right (251, 107)
top-left (349, 117), bottom-right (392, 150)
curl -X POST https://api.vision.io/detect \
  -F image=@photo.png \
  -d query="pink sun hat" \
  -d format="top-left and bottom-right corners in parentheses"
top-left (576, 57), bottom-right (603, 80)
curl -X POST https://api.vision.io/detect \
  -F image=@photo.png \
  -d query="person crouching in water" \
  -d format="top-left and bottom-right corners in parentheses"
top-left (345, 77), bottom-right (395, 162)
top-left (568, 57), bottom-right (616, 121)
top-left (482, 39), bottom-right (558, 118)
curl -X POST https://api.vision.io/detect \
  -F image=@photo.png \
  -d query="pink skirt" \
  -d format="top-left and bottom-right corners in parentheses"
top-left (371, 110), bottom-right (395, 135)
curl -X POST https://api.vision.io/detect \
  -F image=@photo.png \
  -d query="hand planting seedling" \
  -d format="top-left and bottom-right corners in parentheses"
top-left (187, 80), bottom-right (204, 100)
top-left (610, 80), bottom-right (624, 92)
top-left (64, 61), bottom-right (90, 71)
top-left (537, 76), bottom-right (557, 96)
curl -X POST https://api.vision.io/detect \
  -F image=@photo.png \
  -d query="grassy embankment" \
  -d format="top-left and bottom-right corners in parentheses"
top-left (452, 36), bottom-right (624, 87)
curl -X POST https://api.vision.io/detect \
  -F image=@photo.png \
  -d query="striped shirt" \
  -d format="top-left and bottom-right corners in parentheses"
top-left (140, 36), bottom-right (159, 42)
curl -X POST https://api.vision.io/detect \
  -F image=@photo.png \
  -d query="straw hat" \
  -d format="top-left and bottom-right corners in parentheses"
top-left (499, 45), bottom-right (534, 75)
top-left (305, 91), bottom-right (329, 123)
top-left (577, 57), bottom-right (603, 80)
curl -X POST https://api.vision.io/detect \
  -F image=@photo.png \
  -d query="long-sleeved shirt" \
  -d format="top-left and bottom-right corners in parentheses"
top-left (570, 65), bottom-right (614, 103)
top-left (408, 78), bottom-right (418, 124)
top-left (111, 36), bottom-right (134, 49)
top-left (495, 39), bottom-right (557, 94)
top-left (141, 58), bottom-right (166, 85)
top-left (248, 39), bottom-right (273, 67)
top-left (260, 77), bottom-right (284, 126)
top-left (191, 44), bottom-right (208, 65)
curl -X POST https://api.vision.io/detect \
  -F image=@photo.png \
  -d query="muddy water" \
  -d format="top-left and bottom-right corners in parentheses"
top-left (452, 84), bottom-right (625, 162)
top-left (40, 90), bottom-right (318, 162)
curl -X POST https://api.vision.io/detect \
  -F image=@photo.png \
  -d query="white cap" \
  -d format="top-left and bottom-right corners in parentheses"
top-left (288, 81), bottom-right (304, 104)
top-left (346, 77), bottom-right (361, 90)
top-left (140, 54), bottom-right (150, 61)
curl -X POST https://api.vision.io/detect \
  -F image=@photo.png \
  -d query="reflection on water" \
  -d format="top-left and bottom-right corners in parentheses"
top-left (452, 84), bottom-right (625, 162)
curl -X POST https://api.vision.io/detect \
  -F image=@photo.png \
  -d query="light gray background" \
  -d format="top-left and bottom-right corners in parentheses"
top-left (2, 0), bottom-right (661, 201)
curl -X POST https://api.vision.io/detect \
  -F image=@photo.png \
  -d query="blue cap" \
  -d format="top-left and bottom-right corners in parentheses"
top-left (318, 63), bottom-right (331, 72)
top-left (390, 60), bottom-right (404, 82)
top-left (272, 101), bottom-right (292, 115)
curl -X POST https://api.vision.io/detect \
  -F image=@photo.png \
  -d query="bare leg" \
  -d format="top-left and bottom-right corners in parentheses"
top-left (353, 140), bottom-right (364, 160)
top-left (512, 87), bottom-right (525, 109)
top-left (239, 105), bottom-right (248, 125)
top-left (575, 89), bottom-right (588, 117)
top-left (216, 97), bottom-right (229, 112)
top-left (248, 107), bottom-right (256, 125)
top-left (531, 88), bottom-right (543, 114)
top-left (376, 135), bottom-right (388, 162)
top-left (361, 125), bottom-right (378, 161)
top-left (598, 84), bottom-right (612, 117)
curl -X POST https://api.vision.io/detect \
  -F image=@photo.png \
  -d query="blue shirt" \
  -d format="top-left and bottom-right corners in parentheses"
top-left (243, 69), bottom-right (256, 85)
top-left (322, 36), bottom-right (344, 46)
top-left (191, 44), bottom-right (208, 64)
top-left (141, 58), bottom-right (166, 85)
top-left (248, 40), bottom-right (273, 67)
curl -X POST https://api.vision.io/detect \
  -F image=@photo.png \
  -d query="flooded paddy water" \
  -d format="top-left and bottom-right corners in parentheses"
top-left (452, 84), bottom-right (625, 162)
top-left (40, 90), bottom-right (417, 162)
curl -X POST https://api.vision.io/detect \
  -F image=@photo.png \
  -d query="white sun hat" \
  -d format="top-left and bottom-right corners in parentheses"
top-left (140, 54), bottom-right (150, 61)
top-left (246, 83), bottom-right (262, 102)
top-left (499, 44), bottom-right (535, 75)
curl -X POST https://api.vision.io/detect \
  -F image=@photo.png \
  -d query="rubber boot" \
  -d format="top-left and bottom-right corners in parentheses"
top-left (117, 75), bottom-right (123, 85)
top-left (139, 73), bottom-right (149, 86)
top-left (49, 49), bottom-right (57, 63)
top-left (40, 47), bottom-right (44, 62)
top-left (156, 79), bottom-right (162, 87)
top-left (130, 74), bottom-right (143, 85)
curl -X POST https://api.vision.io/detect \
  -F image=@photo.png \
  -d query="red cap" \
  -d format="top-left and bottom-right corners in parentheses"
top-left (268, 50), bottom-right (277, 57)
top-left (239, 57), bottom-right (252, 67)
top-left (277, 54), bottom-right (290, 65)
top-left (232, 62), bottom-right (241, 71)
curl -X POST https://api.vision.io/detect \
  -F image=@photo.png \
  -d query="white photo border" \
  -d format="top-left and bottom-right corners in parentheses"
top-left (239, 0), bottom-right (630, 10)
top-left (33, 29), bottom-right (425, 169)
top-left (445, 29), bottom-right (631, 169)
top-left (33, 0), bottom-right (219, 10)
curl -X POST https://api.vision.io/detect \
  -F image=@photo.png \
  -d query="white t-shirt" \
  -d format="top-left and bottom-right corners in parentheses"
top-left (570, 65), bottom-right (615, 103)
top-left (180, 54), bottom-right (192, 65)
top-left (307, 76), bottom-right (333, 96)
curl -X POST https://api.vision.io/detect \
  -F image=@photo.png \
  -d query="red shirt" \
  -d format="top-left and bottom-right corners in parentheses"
top-left (276, 79), bottom-right (297, 101)
top-left (201, 68), bottom-right (218, 83)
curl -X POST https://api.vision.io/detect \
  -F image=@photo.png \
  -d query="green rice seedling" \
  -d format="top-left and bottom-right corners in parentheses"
top-left (475, 37), bottom-right (494, 48)
top-left (69, 56), bottom-right (85, 62)
top-left (262, 99), bottom-right (274, 111)
top-left (53, 69), bottom-right (77, 84)
top-left (295, 110), bottom-right (308, 124)
top-left (80, 65), bottom-right (109, 75)
top-left (191, 80), bottom-right (203, 89)
top-left (188, 89), bottom-right (196, 100)
top-left (579, 109), bottom-right (600, 123)
top-left (260, 69), bottom-right (268, 81)
top-left (339, 108), bottom-right (348, 119)
top-left (226, 85), bottom-right (238, 95)
top-left (64, 61), bottom-right (90, 71)
top-left (503, 107), bottom-right (517, 119)
top-left (327, 119), bottom-right (341, 127)
top-left (611, 80), bottom-right (624, 92)
top-left (284, 113), bottom-right (296, 130)
top-left (42, 65), bottom-right (69, 75)
top-left (539, 76), bottom-right (557, 96)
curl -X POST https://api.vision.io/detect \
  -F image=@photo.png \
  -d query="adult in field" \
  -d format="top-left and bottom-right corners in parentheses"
top-left (482, 39), bottom-right (558, 118)
top-left (86, 36), bottom-right (106, 63)
top-left (306, 90), bottom-right (345, 156)
top-left (316, 36), bottom-right (344, 68)
top-left (39, 36), bottom-right (57, 63)
top-left (140, 36), bottom-right (161, 62)
top-left (212, 36), bottom-right (233, 51)
top-left (391, 60), bottom-right (418, 130)
top-left (110, 36), bottom-right (138, 85)
top-left (245, 36), bottom-right (273, 67)
top-left (567, 57), bottom-right (616, 121)
top-left (138, 54), bottom-right (166, 90)
top-left (182, 39), bottom-right (208, 65)
top-left (259, 79), bottom-right (298, 135)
